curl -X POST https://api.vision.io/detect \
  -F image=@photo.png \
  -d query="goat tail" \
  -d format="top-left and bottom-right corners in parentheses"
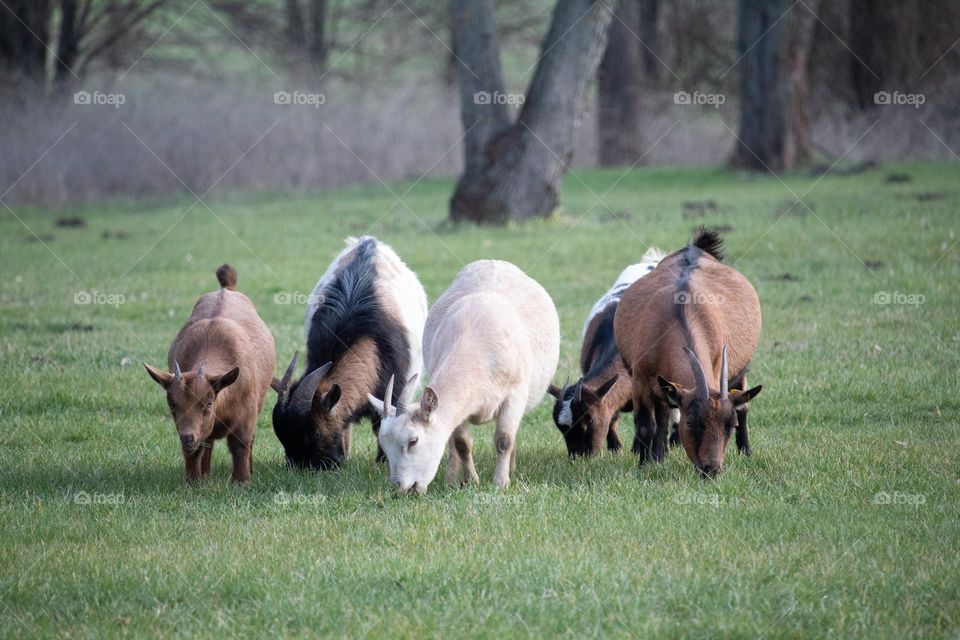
top-left (216, 264), bottom-right (238, 290)
top-left (691, 226), bottom-right (725, 262)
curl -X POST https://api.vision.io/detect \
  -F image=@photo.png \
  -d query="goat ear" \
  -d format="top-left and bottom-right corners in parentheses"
top-left (314, 384), bottom-right (341, 415)
top-left (144, 363), bottom-right (174, 388)
top-left (419, 386), bottom-right (439, 420)
top-left (209, 367), bottom-right (240, 393)
top-left (595, 375), bottom-right (619, 399)
top-left (731, 385), bottom-right (762, 407)
top-left (547, 384), bottom-right (562, 399)
top-left (368, 394), bottom-right (386, 416)
top-left (658, 376), bottom-right (684, 409)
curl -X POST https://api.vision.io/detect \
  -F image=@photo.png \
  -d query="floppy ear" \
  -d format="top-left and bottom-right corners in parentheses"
top-left (144, 363), bottom-right (174, 388)
top-left (313, 383), bottom-right (341, 415)
top-left (658, 376), bottom-right (684, 409)
top-left (419, 386), bottom-right (439, 420)
top-left (547, 384), bottom-right (563, 399)
top-left (730, 385), bottom-right (762, 407)
top-left (209, 367), bottom-right (240, 393)
top-left (594, 375), bottom-right (619, 399)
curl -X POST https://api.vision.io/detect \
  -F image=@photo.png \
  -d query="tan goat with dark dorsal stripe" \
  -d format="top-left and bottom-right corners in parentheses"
top-left (614, 229), bottom-right (763, 476)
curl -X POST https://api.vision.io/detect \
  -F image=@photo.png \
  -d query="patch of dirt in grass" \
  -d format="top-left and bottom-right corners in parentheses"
top-left (763, 273), bottom-right (801, 282)
top-left (54, 216), bottom-right (86, 228)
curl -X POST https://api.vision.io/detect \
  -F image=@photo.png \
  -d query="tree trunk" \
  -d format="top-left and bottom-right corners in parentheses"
top-left (729, 0), bottom-right (816, 172)
top-left (0, 0), bottom-right (53, 89)
top-left (285, 0), bottom-right (307, 55)
top-left (597, 0), bottom-right (643, 167)
top-left (639, 0), bottom-right (658, 81)
top-left (848, 0), bottom-right (922, 110)
top-left (54, 0), bottom-right (80, 89)
top-left (450, 0), bottom-right (614, 223)
top-left (308, 0), bottom-right (326, 74)
top-left (448, 0), bottom-right (510, 199)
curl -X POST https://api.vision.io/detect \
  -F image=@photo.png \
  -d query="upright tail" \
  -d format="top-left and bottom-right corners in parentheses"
top-left (216, 264), bottom-right (238, 290)
top-left (691, 227), bottom-right (725, 262)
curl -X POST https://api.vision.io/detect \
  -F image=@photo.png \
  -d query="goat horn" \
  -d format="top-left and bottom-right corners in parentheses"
top-left (684, 347), bottom-right (710, 401)
top-left (720, 344), bottom-right (729, 397)
top-left (173, 360), bottom-right (182, 382)
top-left (277, 351), bottom-right (300, 397)
top-left (290, 361), bottom-right (332, 414)
top-left (397, 374), bottom-right (418, 415)
top-left (383, 375), bottom-right (396, 417)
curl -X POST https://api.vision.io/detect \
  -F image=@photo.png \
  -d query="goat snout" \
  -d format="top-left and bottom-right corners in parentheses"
top-left (180, 434), bottom-right (196, 449)
top-left (698, 463), bottom-right (721, 477)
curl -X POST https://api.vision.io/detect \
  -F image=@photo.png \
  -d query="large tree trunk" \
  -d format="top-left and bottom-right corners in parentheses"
top-left (449, 0), bottom-right (510, 189)
top-left (0, 0), bottom-right (53, 89)
top-left (729, 0), bottom-right (816, 172)
top-left (639, 0), bottom-right (659, 81)
top-left (597, 0), bottom-right (643, 167)
top-left (450, 0), bottom-right (614, 223)
top-left (848, 0), bottom-right (922, 110)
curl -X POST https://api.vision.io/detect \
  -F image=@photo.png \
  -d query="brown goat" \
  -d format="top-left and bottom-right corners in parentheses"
top-left (144, 265), bottom-right (276, 483)
top-left (613, 230), bottom-right (762, 476)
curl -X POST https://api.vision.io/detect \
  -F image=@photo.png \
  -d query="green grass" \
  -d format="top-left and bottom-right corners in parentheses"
top-left (1, 164), bottom-right (959, 638)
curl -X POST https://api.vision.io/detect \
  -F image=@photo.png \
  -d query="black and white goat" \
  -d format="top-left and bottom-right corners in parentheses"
top-left (548, 247), bottom-right (679, 456)
top-left (272, 236), bottom-right (427, 469)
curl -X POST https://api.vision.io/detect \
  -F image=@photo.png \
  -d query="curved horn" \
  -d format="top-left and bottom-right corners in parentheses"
top-left (684, 347), bottom-right (710, 401)
top-left (290, 361), bottom-right (332, 414)
top-left (173, 360), bottom-right (182, 383)
top-left (383, 375), bottom-right (396, 417)
top-left (277, 351), bottom-right (300, 398)
top-left (720, 345), bottom-right (729, 397)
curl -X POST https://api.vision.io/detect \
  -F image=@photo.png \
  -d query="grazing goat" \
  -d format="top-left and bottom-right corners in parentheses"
top-left (548, 248), bottom-right (680, 457)
top-left (144, 265), bottom-right (276, 483)
top-left (369, 260), bottom-right (560, 493)
top-left (272, 236), bottom-right (427, 470)
top-left (613, 229), bottom-right (762, 476)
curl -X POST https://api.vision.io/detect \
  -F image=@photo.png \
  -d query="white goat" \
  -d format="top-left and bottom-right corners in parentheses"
top-left (369, 260), bottom-right (560, 493)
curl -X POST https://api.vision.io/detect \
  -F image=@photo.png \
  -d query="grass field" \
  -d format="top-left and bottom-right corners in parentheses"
top-left (1, 164), bottom-right (958, 638)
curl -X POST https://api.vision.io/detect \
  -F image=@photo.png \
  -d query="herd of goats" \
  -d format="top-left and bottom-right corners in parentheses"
top-left (143, 230), bottom-right (763, 493)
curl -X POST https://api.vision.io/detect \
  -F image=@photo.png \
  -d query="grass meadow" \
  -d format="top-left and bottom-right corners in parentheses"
top-left (1, 164), bottom-right (958, 638)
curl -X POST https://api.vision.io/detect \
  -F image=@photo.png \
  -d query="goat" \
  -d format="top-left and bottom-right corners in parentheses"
top-left (613, 229), bottom-right (762, 476)
top-left (369, 260), bottom-right (560, 493)
top-left (548, 248), bottom-right (680, 456)
top-left (144, 265), bottom-right (276, 483)
top-left (272, 236), bottom-right (427, 470)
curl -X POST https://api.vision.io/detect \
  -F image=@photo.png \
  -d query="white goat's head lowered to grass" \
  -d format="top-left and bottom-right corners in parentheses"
top-left (368, 374), bottom-right (445, 495)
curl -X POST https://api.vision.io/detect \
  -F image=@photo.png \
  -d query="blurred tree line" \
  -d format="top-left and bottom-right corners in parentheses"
top-left (1, 0), bottom-right (957, 222)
